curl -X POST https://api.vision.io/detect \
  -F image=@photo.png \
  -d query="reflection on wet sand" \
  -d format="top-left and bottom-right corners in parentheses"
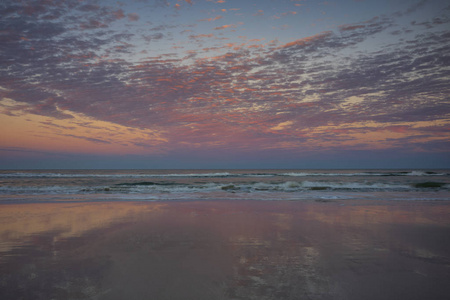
top-left (0, 202), bottom-right (166, 254)
top-left (0, 200), bottom-right (449, 299)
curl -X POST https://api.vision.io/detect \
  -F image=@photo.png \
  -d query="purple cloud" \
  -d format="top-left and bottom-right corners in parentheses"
top-left (0, 0), bottom-right (449, 156)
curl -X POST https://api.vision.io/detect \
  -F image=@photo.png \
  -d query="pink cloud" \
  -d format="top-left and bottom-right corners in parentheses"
top-left (276, 31), bottom-right (332, 49)
top-left (214, 22), bottom-right (242, 30)
top-left (199, 15), bottom-right (223, 22)
top-left (2, 0), bottom-right (449, 160)
top-left (214, 24), bottom-right (233, 30)
top-left (339, 24), bottom-right (366, 31)
top-left (127, 13), bottom-right (139, 22)
top-left (189, 33), bottom-right (215, 40)
top-left (112, 9), bottom-right (125, 20)
top-left (253, 10), bottom-right (264, 16)
top-left (273, 11), bottom-right (298, 19)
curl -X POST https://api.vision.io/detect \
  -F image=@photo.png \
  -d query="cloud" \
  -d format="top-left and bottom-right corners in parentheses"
top-left (80, 19), bottom-right (108, 30)
top-left (282, 11), bottom-right (297, 16)
top-left (270, 121), bottom-right (294, 131)
top-left (78, 4), bottom-right (101, 12)
top-left (276, 31), bottom-right (333, 49)
top-left (214, 23), bottom-right (242, 30)
top-left (214, 24), bottom-right (234, 30)
top-left (405, 0), bottom-right (431, 15)
top-left (189, 33), bottom-right (216, 41)
top-left (253, 10), bottom-right (264, 17)
top-left (0, 0), bottom-right (449, 156)
top-left (143, 33), bottom-right (164, 42)
top-left (273, 11), bottom-right (298, 19)
top-left (199, 15), bottom-right (223, 22)
top-left (59, 133), bottom-right (112, 145)
top-left (339, 24), bottom-right (366, 31)
top-left (128, 13), bottom-right (140, 21)
top-left (112, 9), bottom-right (125, 20)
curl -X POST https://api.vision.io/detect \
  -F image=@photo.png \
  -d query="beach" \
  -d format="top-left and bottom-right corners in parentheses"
top-left (1, 199), bottom-right (449, 300)
top-left (2, 0), bottom-right (449, 298)
top-left (1, 0), bottom-right (449, 297)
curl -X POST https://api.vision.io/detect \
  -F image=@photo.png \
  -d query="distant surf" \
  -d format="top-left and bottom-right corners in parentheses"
top-left (1, 170), bottom-right (448, 178)
top-left (0, 169), bottom-right (449, 203)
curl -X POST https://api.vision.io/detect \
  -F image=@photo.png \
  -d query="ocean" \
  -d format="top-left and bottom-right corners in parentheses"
top-left (1, 169), bottom-right (450, 299)
top-left (1, 169), bottom-right (449, 203)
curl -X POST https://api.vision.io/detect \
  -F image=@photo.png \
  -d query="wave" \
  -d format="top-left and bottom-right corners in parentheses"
top-left (0, 172), bottom-right (235, 178)
top-left (3, 180), bottom-right (448, 196)
top-left (0, 186), bottom-right (81, 195)
top-left (281, 171), bottom-right (449, 177)
top-left (1, 170), bottom-right (448, 179)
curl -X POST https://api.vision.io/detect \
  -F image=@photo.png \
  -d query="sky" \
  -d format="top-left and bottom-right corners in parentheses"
top-left (0, 0), bottom-right (449, 169)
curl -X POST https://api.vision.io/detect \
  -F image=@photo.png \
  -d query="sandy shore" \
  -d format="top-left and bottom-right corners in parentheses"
top-left (1, 199), bottom-right (449, 299)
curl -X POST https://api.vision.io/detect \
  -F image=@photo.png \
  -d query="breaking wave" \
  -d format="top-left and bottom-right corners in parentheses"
top-left (1, 169), bottom-right (448, 202)
top-left (281, 171), bottom-right (449, 177)
top-left (2, 180), bottom-right (448, 195)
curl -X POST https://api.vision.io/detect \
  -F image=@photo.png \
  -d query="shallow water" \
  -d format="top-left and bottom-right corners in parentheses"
top-left (1, 200), bottom-right (449, 299)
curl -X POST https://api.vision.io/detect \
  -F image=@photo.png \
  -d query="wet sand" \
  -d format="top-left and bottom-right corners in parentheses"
top-left (1, 199), bottom-right (449, 299)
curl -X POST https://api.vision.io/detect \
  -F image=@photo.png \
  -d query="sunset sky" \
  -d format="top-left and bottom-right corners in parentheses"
top-left (1, 0), bottom-right (449, 169)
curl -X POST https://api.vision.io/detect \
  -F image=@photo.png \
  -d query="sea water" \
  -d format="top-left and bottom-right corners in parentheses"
top-left (0, 169), bottom-right (449, 203)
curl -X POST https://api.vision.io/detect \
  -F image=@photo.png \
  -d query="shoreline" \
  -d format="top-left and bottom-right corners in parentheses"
top-left (1, 196), bottom-right (449, 205)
